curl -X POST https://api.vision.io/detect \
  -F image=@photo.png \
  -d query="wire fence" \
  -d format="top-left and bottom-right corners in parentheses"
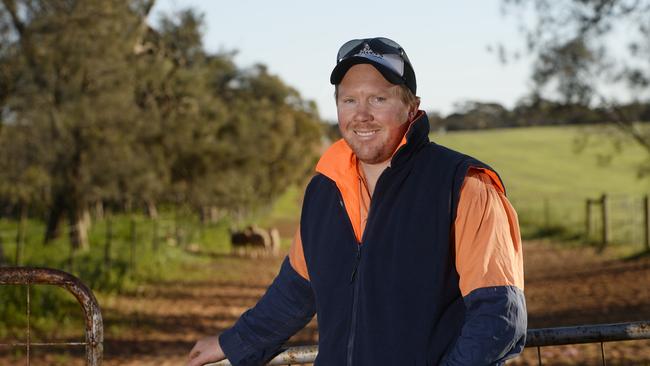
top-left (0, 211), bottom-right (228, 275)
top-left (510, 192), bottom-right (650, 251)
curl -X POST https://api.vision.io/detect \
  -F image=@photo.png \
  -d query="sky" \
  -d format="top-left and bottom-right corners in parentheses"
top-left (151, 0), bottom-right (534, 121)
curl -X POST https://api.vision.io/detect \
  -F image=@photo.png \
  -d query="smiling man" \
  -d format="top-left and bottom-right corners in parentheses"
top-left (188, 37), bottom-right (527, 366)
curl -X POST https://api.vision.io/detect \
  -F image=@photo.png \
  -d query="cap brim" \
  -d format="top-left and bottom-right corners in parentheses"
top-left (330, 57), bottom-right (405, 86)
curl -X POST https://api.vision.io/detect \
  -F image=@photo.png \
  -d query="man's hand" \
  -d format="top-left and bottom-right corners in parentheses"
top-left (187, 335), bottom-right (226, 366)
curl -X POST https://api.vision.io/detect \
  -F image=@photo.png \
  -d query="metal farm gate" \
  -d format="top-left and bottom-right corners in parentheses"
top-left (0, 267), bottom-right (103, 366)
top-left (205, 322), bottom-right (650, 366)
top-left (1, 267), bottom-right (649, 365)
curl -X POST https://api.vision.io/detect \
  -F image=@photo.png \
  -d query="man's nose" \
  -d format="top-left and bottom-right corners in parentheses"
top-left (353, 101), bottom-right (372, 122)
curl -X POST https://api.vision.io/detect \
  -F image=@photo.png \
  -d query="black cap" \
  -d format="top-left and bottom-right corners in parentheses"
top-left (330, 37), bottom-right (416, 95)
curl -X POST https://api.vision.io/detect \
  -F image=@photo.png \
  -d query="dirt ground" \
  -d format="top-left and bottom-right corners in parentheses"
top-left (2, 240), bottom-right (649, 365)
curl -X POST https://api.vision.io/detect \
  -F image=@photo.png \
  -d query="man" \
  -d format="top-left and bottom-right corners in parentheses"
top-left (188, 37), bottom-right (527, 366)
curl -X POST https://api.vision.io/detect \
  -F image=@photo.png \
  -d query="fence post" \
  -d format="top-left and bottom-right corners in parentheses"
top-left (152, 218), bottom-right (159, 252)
top-left (601, 194), bottom-right (609, 248)
top-left (174, 207), bottom-right (180, 247)
top-left (67, 222), bottom-right (75, 273)
top-left (543, 197), bottom-right (550, 228)
top-left (130, 218), bottom-right (137, 272)
top-left (15, 208), bottom-right (26, 266)
top-left (14, 220), bottom-right (22, 266)
top-left (104, 217), bottom-right (112, 272)
top-left (0, 234), bottom-right (5, 266)
top-left (585, 199), bottom-right (592, 239)
top-left (643, 194), bottom-right (650, 252)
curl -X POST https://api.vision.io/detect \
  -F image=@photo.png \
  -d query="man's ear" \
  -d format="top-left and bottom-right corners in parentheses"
top-left (409, 98), bottom-right (421, 119)
top-left (413, 97), bottom-right (421, 113)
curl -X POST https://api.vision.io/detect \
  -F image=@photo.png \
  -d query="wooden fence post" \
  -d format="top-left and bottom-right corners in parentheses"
top-left (0, 234), bottom-right (5, 266)
top-left (130, 218), bottom-right (137, 272)
top-left (67, 222), bottom-right (75, 272)
top-left (543, 197), bottom-right (550, 228)
top-left (152, 218), bottom-right (159, 252)
top-left (643, 194), bottom-right (650, 252)
top-left (14, 221), bottom-right (22, 266)
top-left (601, 194), bottom-right (609, 247)
top-left (15, 207), bottom-right (26, 266)
top-left (585, 199), bottom-right (592, 238)
top-left (104, 217), bottom-right (112, 271)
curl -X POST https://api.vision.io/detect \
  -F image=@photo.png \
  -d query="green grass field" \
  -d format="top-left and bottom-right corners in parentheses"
top-left (432, 124), bottom-right (650, 245)
top-left (432, 125), bottom-right (649, 196)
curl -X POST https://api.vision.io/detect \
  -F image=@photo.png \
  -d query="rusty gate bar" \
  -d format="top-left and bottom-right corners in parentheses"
top-left (0, 267), bottom-right (104, 366)
top-left (206, 345), bottom-right (318, 366)
top-left (525, 321), bottom-right (650, 347)
top-left (206, 320), bottom-right (650, 366)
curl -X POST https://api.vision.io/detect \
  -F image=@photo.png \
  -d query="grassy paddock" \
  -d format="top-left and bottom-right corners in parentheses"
top-left (432, 124), bottom-right (650, 247)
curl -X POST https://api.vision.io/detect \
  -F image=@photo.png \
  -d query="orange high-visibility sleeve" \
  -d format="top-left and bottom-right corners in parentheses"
top-left (454, 168), bottom-right (524, 297)
top-left (289, 226), bottom-right (310, 281)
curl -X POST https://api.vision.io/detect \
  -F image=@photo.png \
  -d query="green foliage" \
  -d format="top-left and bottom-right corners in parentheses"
top-left (0, 2), bottom-right (323, 249)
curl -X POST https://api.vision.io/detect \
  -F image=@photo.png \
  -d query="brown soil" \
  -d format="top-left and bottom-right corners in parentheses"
top-left (2, 240), bottom-right (649, 365)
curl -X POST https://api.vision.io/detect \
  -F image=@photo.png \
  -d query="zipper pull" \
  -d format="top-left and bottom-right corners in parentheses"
top-left (350, 245), bottom-right (361, 283)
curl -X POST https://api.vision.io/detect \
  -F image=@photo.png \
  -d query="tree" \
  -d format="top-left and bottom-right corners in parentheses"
top-left (444, 101), bottom-right (511, 130)
top-left (502, 0), bottom-right (650, 173)
top-left (0, 2), bottom-right (323, 251)
top-left (0, 0), bottom-right (155, 249)
top-left (136, 9), bottom-right (321, 219)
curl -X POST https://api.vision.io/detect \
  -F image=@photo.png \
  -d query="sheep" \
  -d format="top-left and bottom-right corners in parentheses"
top-left (230, 226), bottom-right (276, 257)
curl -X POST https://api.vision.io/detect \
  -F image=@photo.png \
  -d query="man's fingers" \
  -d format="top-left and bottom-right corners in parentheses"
top-left (187, 336), bottom-right (224, 366)
top-left (188, 343), bottom-right (200, 359)
top-left (187, 343), bottom-right (204, 366)
top-left (188, 349), bottom-right (199, 360)
top-left (187, 352), bottom-right (207, 366)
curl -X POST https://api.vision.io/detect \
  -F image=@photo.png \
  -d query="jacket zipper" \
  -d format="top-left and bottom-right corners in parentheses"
top-left (347, 244), bottom-right (361, 366)
top-left (337, 192), bottom-right (362, 366)
top-left (343, 167), bottom-right (391, 366)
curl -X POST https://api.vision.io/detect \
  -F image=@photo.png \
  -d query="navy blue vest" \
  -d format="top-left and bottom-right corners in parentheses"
top-left (300, 116), bottom-right (494, 365)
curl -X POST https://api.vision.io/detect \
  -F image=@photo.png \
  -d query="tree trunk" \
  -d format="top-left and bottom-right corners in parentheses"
top-left (83, 208), bottom-right (91, 230)
top-left (44, 192), bottom-right (66, 244)
top-left (145, 200), bottom-right (158, 219)
top-left (68, 206), bottom-right (90, 251)
top-left (94, 201), bottom-right (104, 220)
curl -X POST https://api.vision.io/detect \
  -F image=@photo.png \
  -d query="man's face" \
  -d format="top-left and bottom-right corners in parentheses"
top-left (336, 64), bottom-right (413, 165)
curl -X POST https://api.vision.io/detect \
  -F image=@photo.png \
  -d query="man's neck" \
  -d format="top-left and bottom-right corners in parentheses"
top-left (360, 160), bottom-right (390, 196)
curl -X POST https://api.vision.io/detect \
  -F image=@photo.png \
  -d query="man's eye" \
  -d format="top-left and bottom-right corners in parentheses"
top-left (372, 97), bottom-right (386, 103)
top-left (342, 98), bottom-right (355, 104)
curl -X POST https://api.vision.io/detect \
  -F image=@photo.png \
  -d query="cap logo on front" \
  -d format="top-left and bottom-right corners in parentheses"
top-left (356, 44), bottom-right (382, 58)
top-left (352, 44), bottom-right (405, 77)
